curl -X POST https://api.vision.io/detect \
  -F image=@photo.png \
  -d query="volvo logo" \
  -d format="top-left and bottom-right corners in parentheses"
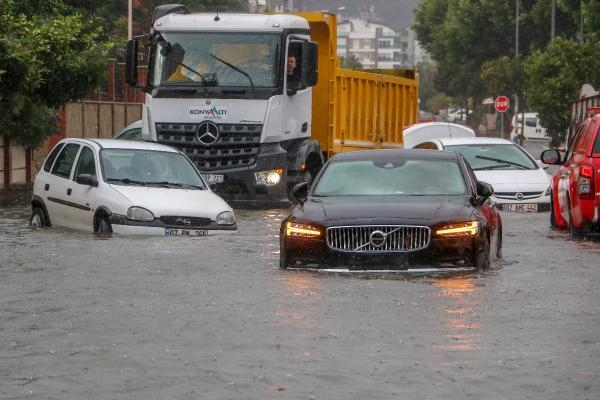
top-left (369, 230), bottom-right (386, 247)
top-left (515, 192), bottom-right (524, 200)
top-left (196, 121), bottom-right (219, 146)
top-left (175, 218), bottom-right (192, 226)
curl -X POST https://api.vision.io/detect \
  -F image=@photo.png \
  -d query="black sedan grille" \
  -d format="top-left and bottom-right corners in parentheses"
top-left (160, 216), bottom-right (212, 227)
top-left (326, 225), bottom-right (431, 253)
top-left (155, 122), bottom-right (262, 171)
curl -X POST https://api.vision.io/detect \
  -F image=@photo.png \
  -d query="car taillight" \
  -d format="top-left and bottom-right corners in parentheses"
top-left (578, 165), bottom-right (594, 200)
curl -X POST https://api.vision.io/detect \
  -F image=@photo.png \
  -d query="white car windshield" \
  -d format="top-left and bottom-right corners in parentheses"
top-left (101, 149), bottom-right (207, 189)
top-left (313, 159), bottom-right (467, 196)
top-left (445, 143), bottom-right (538, 170)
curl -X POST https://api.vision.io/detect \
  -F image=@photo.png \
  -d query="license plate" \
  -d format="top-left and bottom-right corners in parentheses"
top-left (502, 203), bottom-right (538, 212)
top-left (165, 228), bottom-right (208, 237)
top-left (202, 174), bottom-right (224, 184)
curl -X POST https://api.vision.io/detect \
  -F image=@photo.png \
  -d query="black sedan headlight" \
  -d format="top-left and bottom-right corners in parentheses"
top-left (433, 221), bottom-right (480, 238)
top-left (284, 221), bottom-right (323, 238)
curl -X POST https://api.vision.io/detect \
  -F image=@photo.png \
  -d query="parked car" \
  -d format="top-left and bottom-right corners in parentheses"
top-left (410, 137), bottom-right (551, 212)
top-left (403, 122), bottom-right (475, 149)
top-left (279, 149), bottom-right (502, 271)
top-left (114, 120), bottom-right (142, 141)
top-left (510, 112), bottom-right (549, 142)
top-left (30, 138), bottom-right (237, 235)
top-left (540, 107), bottom-right (600, 237)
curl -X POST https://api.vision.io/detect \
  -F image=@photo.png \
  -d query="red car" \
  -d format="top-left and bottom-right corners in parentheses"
top-left (541, 107), bottom-right (600, 237)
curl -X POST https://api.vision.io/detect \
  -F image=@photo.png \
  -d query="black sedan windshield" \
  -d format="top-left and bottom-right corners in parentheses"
top-left (312, 158), bottom-right (467, 196)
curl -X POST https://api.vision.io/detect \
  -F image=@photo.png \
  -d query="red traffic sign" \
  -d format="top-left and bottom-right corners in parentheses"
top-left (494, 96), bottom-right (510, 113)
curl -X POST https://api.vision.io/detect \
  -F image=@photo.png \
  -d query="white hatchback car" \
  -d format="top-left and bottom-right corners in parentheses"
top-left (411, 137), bottom-right (551, 212)
top-left (31, 138), bottom-right (237, 235)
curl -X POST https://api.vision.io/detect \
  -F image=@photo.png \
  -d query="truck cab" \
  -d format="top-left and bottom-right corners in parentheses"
top-left (126, 5), bottom-right (319, 206)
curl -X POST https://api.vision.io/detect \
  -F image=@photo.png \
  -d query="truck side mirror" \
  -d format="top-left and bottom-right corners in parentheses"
top-left (306, 41), bottom-right (318, 87)
top-left (125, 39), bottom-right (139, 86)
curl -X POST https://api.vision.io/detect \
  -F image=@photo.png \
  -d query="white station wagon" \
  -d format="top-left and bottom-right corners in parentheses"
top-left (30, 138), bottom-right (237, 235)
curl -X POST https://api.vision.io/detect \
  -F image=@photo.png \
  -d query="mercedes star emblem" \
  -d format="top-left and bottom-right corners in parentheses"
top-left (196, 121), bottom-right (219, 146)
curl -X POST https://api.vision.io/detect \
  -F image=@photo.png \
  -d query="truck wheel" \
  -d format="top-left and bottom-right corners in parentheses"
top-left (30, 206), bottom-right (48, 228)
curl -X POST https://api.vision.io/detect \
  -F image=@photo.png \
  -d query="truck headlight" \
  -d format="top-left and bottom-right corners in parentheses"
top-left (255, 169), bottom-right (284, 186)
top-left (216, 211), bottom-right (235, 225)
top-left (127, 206), bottom-right (154, 222)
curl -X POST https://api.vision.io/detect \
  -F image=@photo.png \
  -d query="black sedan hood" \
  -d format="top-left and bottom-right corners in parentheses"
top-left (294, 195), bottom-right (475, 226)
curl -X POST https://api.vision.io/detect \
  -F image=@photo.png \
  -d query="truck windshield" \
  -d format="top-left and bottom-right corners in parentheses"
top-left (153, 32), bottom-right (281, 88)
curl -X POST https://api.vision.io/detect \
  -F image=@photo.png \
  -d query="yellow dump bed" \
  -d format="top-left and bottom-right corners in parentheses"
top-left (297, 12), bottom-right (419, 157)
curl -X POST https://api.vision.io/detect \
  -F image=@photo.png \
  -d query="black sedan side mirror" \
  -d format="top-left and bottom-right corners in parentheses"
top-left (76, 174), bottom-right (99, 187)
top-left (290, 182), bottom-right (309, 204)
top-left (476, 180), bottom-right (494, 203)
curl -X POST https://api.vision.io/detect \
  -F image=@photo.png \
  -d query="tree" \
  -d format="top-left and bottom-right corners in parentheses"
top-left (0, 0), bottom-right (111, 147)
top-left (339, 55), bottom-right (363, 69)
top-left (525, 38), bottom-right (600, 142)
top-left (412, 0), bottom-right (597, 116)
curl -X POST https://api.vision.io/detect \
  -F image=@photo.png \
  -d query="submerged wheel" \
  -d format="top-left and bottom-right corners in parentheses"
top-left (549, 195), bottom-right (557, 228)
top-left (30, 206), bottom-right (48, 228)
top-left (472, 234), bottom-right (491, 271)
top-left (566, 198), bottom-right (580, 239)
top-left (97, 217), bottom-right (113, 234)
top-left (495, 226), bottom-right (503, 260)
top-left (279, 237), bottom-right (288, 270)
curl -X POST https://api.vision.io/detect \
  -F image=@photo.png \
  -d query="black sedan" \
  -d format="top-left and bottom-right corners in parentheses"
top-left (279, 149), bottom-right (502, 271)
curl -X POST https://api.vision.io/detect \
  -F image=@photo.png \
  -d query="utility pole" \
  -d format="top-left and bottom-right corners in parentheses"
top-left (128, 0), bottom-right (132, 40)
top-left (551, 0), bottom-right (556, 41)
top-left (515, 0), bottom-right (521, 144)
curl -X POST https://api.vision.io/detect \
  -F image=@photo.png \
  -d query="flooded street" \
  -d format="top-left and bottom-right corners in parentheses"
top-left (1, 193), bottom-right (599, 399)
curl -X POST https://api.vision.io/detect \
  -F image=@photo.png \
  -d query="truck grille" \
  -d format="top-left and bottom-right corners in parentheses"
top-left (326, 225), bottom-right (431, 253)
top-left (155, 123), bottom-right (262, 171)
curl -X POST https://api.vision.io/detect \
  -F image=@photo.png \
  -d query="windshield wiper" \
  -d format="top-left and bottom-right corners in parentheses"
top-left (210, 53), bottom-right (255, 90)
top-left (159, 39), bottom-right (208, 97)
top-left (106, 178), bottom-right (147, 185)
top-left (475, 155), bottom-right (530, 169)
top-left (472, 164), bottom-right (512, 170)
top-left (146, 181), bottom-right (205, 189)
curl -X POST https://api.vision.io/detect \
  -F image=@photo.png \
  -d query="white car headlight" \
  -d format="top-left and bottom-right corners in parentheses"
top-left (216, 211), bottom-right (235, 225)
top-left (127, 206), bottom-right (155, 222)
top-left (545, 186), bottom-right (551, 196)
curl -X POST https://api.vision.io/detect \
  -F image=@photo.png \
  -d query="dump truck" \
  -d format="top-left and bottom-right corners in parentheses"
top-left (125, 4), bottom-right (419, 206)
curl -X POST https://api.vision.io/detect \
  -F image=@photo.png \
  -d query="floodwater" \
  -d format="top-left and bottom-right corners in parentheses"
top-left (1, 191), bottom-right (599, 400)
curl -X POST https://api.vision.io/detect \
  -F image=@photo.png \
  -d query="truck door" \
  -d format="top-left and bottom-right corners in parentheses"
top-left (282, 39), bottom-right (312, 139)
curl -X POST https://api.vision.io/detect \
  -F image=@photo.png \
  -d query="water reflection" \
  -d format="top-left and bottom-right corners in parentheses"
top-left (276, 272), bottom-right (321, 331)
top-left (432, 276), bottom-right (481, 351)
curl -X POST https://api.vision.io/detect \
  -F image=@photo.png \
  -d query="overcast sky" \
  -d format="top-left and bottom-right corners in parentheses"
top-left (294, 0), bottom-right (421, 30)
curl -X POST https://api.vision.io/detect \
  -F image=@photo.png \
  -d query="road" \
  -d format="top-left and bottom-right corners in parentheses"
top-left (0, 187), bottom-right (598, 399)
